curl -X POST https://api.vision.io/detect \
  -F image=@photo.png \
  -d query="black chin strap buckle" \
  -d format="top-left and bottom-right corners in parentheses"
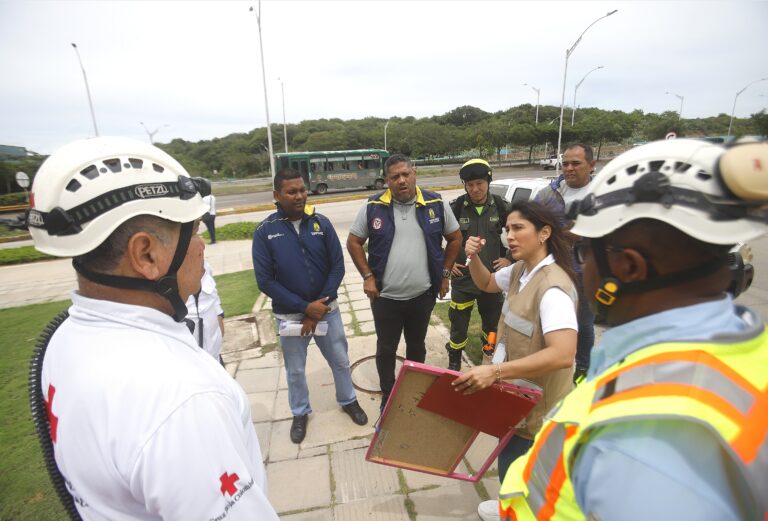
top-left (155, 276), bottom-right (179, 297)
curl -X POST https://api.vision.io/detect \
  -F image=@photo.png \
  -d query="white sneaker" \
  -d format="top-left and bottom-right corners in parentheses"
top-left (477, 499), bottom-right (501, 521)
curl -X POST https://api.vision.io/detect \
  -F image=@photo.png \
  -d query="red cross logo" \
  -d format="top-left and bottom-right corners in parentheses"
top-left (219, 472), bottom-right (239, 496)
top-left (45, 384), bottom-right (59, 443)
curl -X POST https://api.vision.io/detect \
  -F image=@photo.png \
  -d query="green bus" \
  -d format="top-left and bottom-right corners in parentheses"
top-left (275, 149), bottom-right (390, 195)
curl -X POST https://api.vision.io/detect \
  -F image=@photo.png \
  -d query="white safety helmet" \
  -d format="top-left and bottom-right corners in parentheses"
top-left (570, 138), bottom-right (768, 245)
top-left (28, 137), bottom-right (209, 257)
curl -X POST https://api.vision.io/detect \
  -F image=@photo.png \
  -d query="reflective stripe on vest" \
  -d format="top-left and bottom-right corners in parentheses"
top-left (590, 349), bottom-right (768, 514)
top-left (500, 300), bottom-right (535, 337)
top-left (500, 331), bottom-right (768, 520)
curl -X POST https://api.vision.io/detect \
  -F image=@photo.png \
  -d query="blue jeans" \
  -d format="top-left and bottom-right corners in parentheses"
top-left (497, 435), bottom-right (534, 483)
top-left (575, 279), bottom-right (595, 375)
top-left (278, 308), bottom-right (357, 416)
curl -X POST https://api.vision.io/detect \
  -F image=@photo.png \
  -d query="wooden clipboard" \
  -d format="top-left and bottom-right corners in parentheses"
top-left (365, 361), bottom-right (541, 482)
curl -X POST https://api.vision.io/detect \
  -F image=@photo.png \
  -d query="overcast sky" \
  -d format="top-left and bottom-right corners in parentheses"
top-left (1, 0), bottom-right (767, 154)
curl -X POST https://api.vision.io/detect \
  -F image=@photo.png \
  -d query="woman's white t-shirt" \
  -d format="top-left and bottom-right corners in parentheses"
top-left (494, 254), bottom-right (578, 334)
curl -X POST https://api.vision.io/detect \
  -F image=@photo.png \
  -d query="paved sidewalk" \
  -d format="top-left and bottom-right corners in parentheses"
top-left (222, 254), bottom-right (499, 520)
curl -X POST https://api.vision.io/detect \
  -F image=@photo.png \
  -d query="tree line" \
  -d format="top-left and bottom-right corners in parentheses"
top-left (2, 104), bottom-right (767, 198)
top-left (158, 104), bottom-right (767, 179)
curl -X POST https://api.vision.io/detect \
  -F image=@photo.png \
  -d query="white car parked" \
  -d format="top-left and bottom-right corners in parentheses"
top-left (489, 177), bottom-right (552, 205)
top-left (489, 177), bottom-right (553, 248)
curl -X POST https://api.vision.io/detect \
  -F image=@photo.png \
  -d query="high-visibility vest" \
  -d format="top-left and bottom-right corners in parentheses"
top-left (499, 326), bottom-right (768, 521)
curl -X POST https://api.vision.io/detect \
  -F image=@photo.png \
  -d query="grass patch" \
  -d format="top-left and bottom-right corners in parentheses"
top-left (1, 300), bottom-right (71, 521)
top-left (0, 223), bottom-right (28, 238)
top-left (0, 245), bottom-right (55, 266)
top-left (433, 301), bottom-right (485, 366)
top-left (214, 269), bottom-right (260, 317)
top-left (0, 270), bottom-right (259, 518)
top-left (202, 221), bottom-right (258, 242)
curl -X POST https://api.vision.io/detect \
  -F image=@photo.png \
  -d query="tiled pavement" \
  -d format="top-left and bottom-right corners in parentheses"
top-left (222, 255), bottom-right (500, 520)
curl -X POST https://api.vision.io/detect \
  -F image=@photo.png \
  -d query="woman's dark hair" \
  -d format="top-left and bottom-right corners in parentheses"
top-left (508, 200), bottom-right (577, 283)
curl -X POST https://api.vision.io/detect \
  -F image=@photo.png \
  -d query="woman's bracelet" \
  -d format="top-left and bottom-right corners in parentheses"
top-left (495, 363), bottom-right (502, 383)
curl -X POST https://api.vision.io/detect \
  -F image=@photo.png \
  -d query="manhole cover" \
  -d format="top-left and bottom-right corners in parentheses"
top-left (350, 355), bottom-right (404, 394)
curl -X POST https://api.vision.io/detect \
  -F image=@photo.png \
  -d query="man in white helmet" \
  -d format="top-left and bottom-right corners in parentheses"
top-left (27, 137), bottom-right (278, 520)
top-left (497, 139), bottom-right (768, 521)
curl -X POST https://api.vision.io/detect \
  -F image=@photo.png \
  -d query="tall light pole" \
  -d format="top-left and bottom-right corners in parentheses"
top-left (556, 9), bottom-right (617, 175)
top-left (523, 83), bottom-right (541, 124)
top-left (250, 2), bottom-right (275, 179)
top-left (277, 77), bottom-right (288, 153)
top-left (571, 65), bottom-right (604, 125)
top-left (728, 77), bottom-right (768, 137)
top-left (384, 120), bottom-right (390, 150)
top-left (139, 122), bottom-right (169, 144)
top-left (665, 91), bottom-right (684, 120)
top-left (70, 43), bottom-right (99, 137)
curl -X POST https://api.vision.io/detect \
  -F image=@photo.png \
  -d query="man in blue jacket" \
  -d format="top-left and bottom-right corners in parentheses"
top-left (252, 168), bottom-right (367, 444)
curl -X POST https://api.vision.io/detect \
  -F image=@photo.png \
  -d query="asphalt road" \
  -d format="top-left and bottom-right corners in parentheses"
top-left (214, 166), bottom-right (555, 209)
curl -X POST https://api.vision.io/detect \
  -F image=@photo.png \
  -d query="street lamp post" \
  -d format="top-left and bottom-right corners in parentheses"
top-left (278, 77), bottom-right (288, 153)
top-left (384, 120), bottom-right (390, 150)
top-left (728, 77), bottom-right (768, 137)
top-left (139, 122), bottom-right (169, 144)
top-left (250, 2), bottom-right (276, 179)
top-left (555, 9), bottom-right (617, 175)
top-left (665, 91), bottom-right (684, 120)
top-left (70, 43), bottom-right (99, 137)
top-left (571, 65), bottom-right (604, 125)
top-left (523, 83), bottom-right (541, 124)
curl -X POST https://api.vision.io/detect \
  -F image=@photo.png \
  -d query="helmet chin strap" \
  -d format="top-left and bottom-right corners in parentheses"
top-left (589, 237), bottom-right (726, 325)
top-left (73, 221), bottom-right (195, 322)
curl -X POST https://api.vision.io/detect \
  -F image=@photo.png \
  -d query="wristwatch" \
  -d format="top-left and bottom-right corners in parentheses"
top-left (442, 268), bottom-right (452, 279)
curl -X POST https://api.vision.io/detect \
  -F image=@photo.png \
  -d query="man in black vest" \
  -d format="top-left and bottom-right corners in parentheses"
top-left (446, 159), bottom-right (511, 371)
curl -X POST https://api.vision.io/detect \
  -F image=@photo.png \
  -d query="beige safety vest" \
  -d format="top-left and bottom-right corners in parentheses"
top-left (497, 261), bottom-right (577, 439)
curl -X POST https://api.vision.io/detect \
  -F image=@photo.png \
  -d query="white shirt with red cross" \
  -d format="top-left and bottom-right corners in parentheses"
top-left (41, 293), bottom-right (278, 521)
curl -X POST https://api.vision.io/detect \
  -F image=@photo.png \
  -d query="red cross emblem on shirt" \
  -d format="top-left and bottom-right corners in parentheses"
top-left (45, 384), bottom-right (59, 443)
top-left (219, 472), bottom-right (239, 496)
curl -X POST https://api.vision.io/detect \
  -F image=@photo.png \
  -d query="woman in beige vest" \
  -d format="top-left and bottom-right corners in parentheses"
top-left (451, 200), bottom-right (578, 521)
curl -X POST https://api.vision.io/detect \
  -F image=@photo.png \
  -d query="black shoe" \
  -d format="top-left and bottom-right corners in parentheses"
top-left (290, 415), bottom-right (308, 444)
top-left (342, 400), bottom-right (368, 426)
top-left (445, 342), bottom-right (463, 371)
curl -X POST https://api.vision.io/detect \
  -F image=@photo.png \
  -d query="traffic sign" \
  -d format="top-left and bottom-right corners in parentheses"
top-left (15, 171), bottom-right (30, 189)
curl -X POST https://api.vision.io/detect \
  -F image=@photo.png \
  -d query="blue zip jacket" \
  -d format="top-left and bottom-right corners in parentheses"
top-left (252, 203), bottom-right (344, 315)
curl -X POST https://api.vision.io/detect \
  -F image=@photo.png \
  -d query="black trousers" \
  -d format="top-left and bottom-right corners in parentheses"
top-left (371, 290), bottom-right (436, 397)
top-left (448, 287), bottom-right (504, 350)
top-left (203, 213), bottom-right (216, 243)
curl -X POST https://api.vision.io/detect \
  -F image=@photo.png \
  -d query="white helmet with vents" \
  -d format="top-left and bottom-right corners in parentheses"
top-left (570, 138), bottom-right (768, 245)
top-left (28, 137), bottom-right (209, 257)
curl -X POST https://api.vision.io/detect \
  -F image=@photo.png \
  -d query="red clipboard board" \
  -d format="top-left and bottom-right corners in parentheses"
top-left (365, 361), bottom-right (541, 482)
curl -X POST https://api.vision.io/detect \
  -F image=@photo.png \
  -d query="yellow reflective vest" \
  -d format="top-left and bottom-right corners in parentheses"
top-left (498, 327), bottom-right (768, 521)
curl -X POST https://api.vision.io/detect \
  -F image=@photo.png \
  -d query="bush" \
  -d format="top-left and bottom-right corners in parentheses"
top-left (0, 192), bottom-right (28, 206)
top-left (202, 221), bottom-right (258, 242)
top-left (0, 246), bottom-right (54, 265)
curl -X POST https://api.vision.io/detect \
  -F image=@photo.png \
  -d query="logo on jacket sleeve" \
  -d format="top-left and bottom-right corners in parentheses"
top-left (212, 471), bottom-right (256, 520)
top-left (372, 217), bottom-right (383, 230)
top-left (219, 472), bottom-right (240, 496)
top-left (428, 208), bottom-right (435, 219)
top-left (267, 232), bottom-right (284, 240)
